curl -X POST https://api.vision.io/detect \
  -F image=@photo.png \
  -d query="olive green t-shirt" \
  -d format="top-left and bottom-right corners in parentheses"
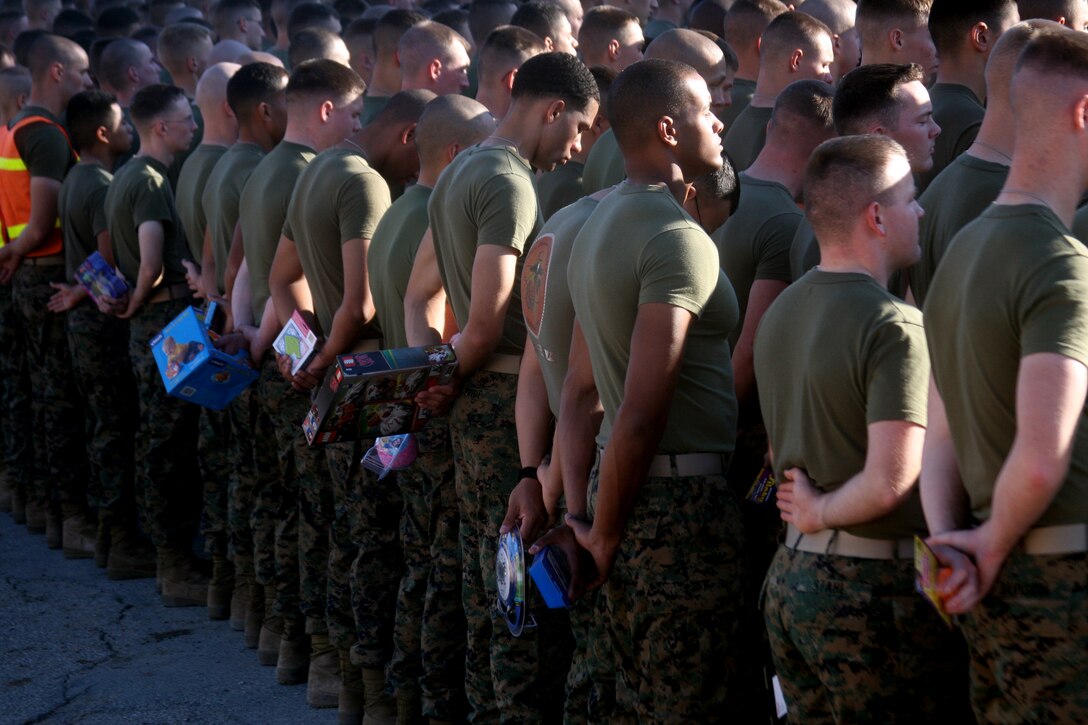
top-left (711, 173), bottom-right (799, 349)
top-left (916, 84), bottom-right (983, 194)
top-left (568, 182), bottom-right (739, 454)
top-left (537, 160), bottom-right (585, 221)
top-left (924, 204), bottom-right (1088, 527)
top-left (524, 195), bottom-right (600, 415)
top-left (720, 77), bottom-right (756, 134)
top-left (910, 153), bottom-right (1008, 306)
top-left (59, 163), bottom-right (111, 279)
top-left (1073, 203), bottom-right (1088, 241)
top-left (175, 143), bottom-right (227, 262)
top-left (368, 183), bottom-right (431, 350)
top-left (429, 143), bottom-right (541, 356)
top-left (755, 270), bottom-right (929, 539)
top-left (788, 217), bottom-right (818, 282)
top-left (722, 103), bottom-right (772, 171)
top-left (284, 146), bottom-right (392, 338)
top-left (239, 140), bottom-right (316, 322)
top-left (11, 106), bottom-right (75, 182)
top-left (105, 155), bottom-right (188, 289)
top-left (361, 94), bottom-right (390, 127)
top-left (202, 142), bottom-right (264, 295)
top-left (581, 128), bottom-right (625, 195)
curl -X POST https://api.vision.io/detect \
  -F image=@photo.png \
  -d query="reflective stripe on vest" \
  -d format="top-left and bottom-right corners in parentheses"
top-left (0, 115), bottom-right (76, 254)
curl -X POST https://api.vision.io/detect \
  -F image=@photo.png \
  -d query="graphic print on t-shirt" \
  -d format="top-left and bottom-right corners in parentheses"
top-left (522, 232), bottom-right (554, 338)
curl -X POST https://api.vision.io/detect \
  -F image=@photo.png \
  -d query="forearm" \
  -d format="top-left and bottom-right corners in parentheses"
top-left (224, 222), bottom-right (244, 299)
top-left (515, 348), bottom-right (553, 469)
top-left (314, 305), bottom-right (367, 363)
top-left (452, 322), bottom-right (503, 378)
top-left (405, 289), bottom-right (445, 346)
top-left (130, 263), bottom-right (164, 308)
top-left (985, 445), bottom-right (1067, 552)
top-left (920, 432), bottom-right (969, 535)
top-left (557, 385), bottom-right (602, 518)
top-left (732, 338), bottom-right (756, 414)
top-left (200, 230), bottom-right (218, 296)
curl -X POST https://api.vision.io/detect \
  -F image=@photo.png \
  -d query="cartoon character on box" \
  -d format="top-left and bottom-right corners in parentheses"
top-left (162, 336), bottom-right (204, 379)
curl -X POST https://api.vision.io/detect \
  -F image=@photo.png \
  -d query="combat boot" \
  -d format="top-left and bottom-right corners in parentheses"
top-left (338, 648), bottom-right (365, 725)
top-left (258, 585), bottom-right (283, 666)
top-left (307, 633), bottom-right (340, 709)
top-left (159, 546), bottom-right (210, 607)
top-left (94, 518), bottom-right (110, 568)
top-left (11, 487), bottom-right (25, 523)
top-left (244, 580), bottom-right (264, 648)
top-left (106, 525), bottom-right (156, 580)
top-left (361, 666), bottom-right (397, 725)
top-left (62, 510), bottom-right (97, 559)
top-left (396, 689), bottom-right (422, 725)
top-left (46, 511), bottom-right (62, 549)
top-left (207, 555), bottom-right (234, 621)
top-left (276, 620), bottom-right (311, 685)
top-left (230, 574), bottom-right (251, 631)
top-left (25, 499), bottom-right (45, 534)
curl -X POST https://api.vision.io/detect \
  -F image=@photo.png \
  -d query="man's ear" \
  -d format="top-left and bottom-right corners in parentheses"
top-left (970, 21), bottom-right (991, 53)
top-left (890, 28), bottom-right (904, 51)
top-left (658, 114), bottom-right (678, 146)
top-left (789, 48), bottom-right (803, 72)
top-left (428, 58), bottom-right (442, 82)
top-left (866, 201), bottom-right (886, 236)
top-left (607, 38), bottom-right (620, 61)
top-left (186, 55), bottom-right (199, 75)
top-left (503, 68), bottom-right (518, 91)
top-left (544, 98), bottom-right (566, 123)
top-left (319, 98), bottom-right (334, 122)
top-left (95, 124), bottom-right (110, 146)
top-left (401, 121), bottom-right (417, 145)
top-left (446, 141), bottom-right (461, 163)
top-left (543, 36), bottom-right (556, 52)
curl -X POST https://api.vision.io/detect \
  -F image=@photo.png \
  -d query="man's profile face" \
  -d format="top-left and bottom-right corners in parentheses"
top-left (435, 44), bottom-right (471, 95)
top-left (888, 79), bottom-right (939, 173)
top-left (878, 153), bottom-right (923, 269)
top-left (162, 95), bottom-right (197, 153)
top-left (106, 101), bottom-right (135, 155)
top-left (537, 100), bottom-right (598, 171)
top-left (674, 74), bottom-right (724, 180)
top-left (900, 22), bottom-right (938, 84)
top-left (796, 33), bottom-right (836, 84)
top-left (613, 21), bottom-right (644, 71)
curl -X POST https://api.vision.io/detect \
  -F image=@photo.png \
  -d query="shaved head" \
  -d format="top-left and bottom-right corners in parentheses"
top-left (985, 18), bottom-right (1064, 105)
top-left (645, 27), bottom-right (723, 76)
top-left (26, 32), bottom-right (83, 80)
top-left (208, 39), bottom-right (250, 65)
top-left (415, 94), bottom-right (496, 167)
top-left (798, 0), bottom-right (856, 34)
top-left (195, 61), bottom-right (240, 115)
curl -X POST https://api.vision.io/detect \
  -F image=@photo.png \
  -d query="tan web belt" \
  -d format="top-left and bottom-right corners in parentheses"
top-left (786, 523), bottom-right (913, 560)
top-left (148, 282), bottom-right (191, 304)
top-left (24, 253), bottom-right (64, 266)
top-left (1022, 523), bottom-right (1087, 555)
top-left (481, 353), bottom-right (520, 375)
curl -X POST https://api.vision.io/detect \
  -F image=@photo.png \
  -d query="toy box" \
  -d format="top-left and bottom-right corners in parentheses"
top-left (302, 344), bottom-right (458, 446)
top-left (272, 309), bottom-right (318, 376)
top-left (150, 302), bottom-right (259, 410)
top-left (75, 251), bottom-right (128, 303)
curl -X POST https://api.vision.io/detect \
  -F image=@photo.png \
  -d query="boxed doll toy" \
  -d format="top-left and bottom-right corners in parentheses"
top-left (75, 251), bottom-right (128, 303)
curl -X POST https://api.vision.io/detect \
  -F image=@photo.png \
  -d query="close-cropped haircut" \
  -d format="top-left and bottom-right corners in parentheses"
top-left (98, 38), bottom-right (147, 90)
top-left (723, 0), bottom-right (789, 49)
top-left (398, 21), bottom-right (469, 74)
top-left (985, 18), bottom-right (1060, 96)
top-left (157, 22), bottom-right (213, 70)
top-left (286, 57), bottom-right (364, 104)
top-left (589, 64), bottom-right (616, 117)
top-left (770, 78), bottom-right (835, 131)
top-left (374, 8), bottom-right (426, 58)
top-left (928, 0), bottom-right (1017, 57)
top-left (797, 0), bottom-right (856, 35)
top-left (1017, 0), bottom-right (1085, 22)
top-left (856, 0), bottom-right (932, 30)
top-left (225, 60), bottom-right (288, 117)
top-left (414, 93), bottom-right (494, 163)
top-left (693, 150), bottom-right (741, 212)
top-left (608, 58), bottom-right (698, 148)
top-left (469, 0), bottom-right (516, 44)
top-left (213, 0), bottom-right (259, 31)
top-left (477, 24), bottom-right (545, 80)
top-left (832, 62), bottom-right (924, 135)
top-left (15, 29), bottom-right (50, 68)
top-left (287, 26), bottom-right (343, 67)
top-left (760, 11), bottom-right (833, 62)
top-left (95, 6), bottom-right (140, 37)
top-left (343, 16), bottom-right (376, 42)
top-left (0, 64), bottom-right (31, 103)
top-left (287, 2), bottom-right (339, 37)
top-left (130, 82), bottom-right (187, 125)
top-left (24, 32), bottom-right (78, 77)
top-left (367, 87), bottom-right (434, 126)
top-left (1015, 23), bottom-right (1088, 79)
top-left (53, 9), bottom-right (92, 37)
top-left (804, 133), bottom-right (907, 243)
top-left (510, 1), bottom-right (566, 43)
top-left (65, 88), bottom-right (118, 151)
top-left (510, 51), bottom-right (598, 112)
top-left (580, 6), bottom-right (638, 53)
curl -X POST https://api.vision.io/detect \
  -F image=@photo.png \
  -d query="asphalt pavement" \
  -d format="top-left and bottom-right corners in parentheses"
top-left (0, 514), bottom-right (330, 725)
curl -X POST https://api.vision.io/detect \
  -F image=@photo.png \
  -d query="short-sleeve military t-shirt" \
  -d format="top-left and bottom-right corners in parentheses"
top-left (428, 143), bottom-right (542, 356)
top-left (11, 106), bottom-right (76, 182)
top-left (910, 152), bottom-right (1008, 306)
top-left (105, 155), bottom-right (188, 289)
top-left (720, 77), bottom-right (756, 134)
top-left (523, 195), bottom-right (600, 415)
top-left (285, 146), bottom-right (392, 338)
top-left (202, 142), bottom-right (264, 295)
top-left (755, 270), bottom-right (930, 539)
top-left (1073, 204), bottom-right (1088, 241)
top-left (568, 182), bottom-right (739, 454)
top-left (711, 173), bottom-right (799, 348)
top-left (722, 103), bottom-right (772, 171)
top-left (917, 84), bottom-right (984, 194)
top-left (239, 140), bottom-right (315, 322)
top-left (59, 163), bottom-right (111, 280)
top-left (361, 94), bottom-right (390, 127)
top-left (537, 160), bottom-right (585, 221)
top-left (175, 143), bottom-right (227, 262)
top-left (368, 183), bottom-right (432, 350)
top-left (581, 129), bottom-right (625, 195)
top-left (925, 204), bottom-right (1088, 527)
top-left (788, 216), bottom-right (818, 282)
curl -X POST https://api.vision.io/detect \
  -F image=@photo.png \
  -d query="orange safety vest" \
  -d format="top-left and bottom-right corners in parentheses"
top-left (0, 115), bottom-right (76, 256)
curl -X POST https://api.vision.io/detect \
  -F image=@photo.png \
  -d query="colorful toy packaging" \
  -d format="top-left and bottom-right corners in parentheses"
top-left (75, 251), bottom-right (128, 303)
top-left (150, 302), bottom-right (259, 410)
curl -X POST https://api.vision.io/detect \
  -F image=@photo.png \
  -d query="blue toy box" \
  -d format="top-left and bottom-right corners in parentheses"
top-left (149, 303), bottom-right (258, 410)
top-left (75, 251), bottom-right (128, 303)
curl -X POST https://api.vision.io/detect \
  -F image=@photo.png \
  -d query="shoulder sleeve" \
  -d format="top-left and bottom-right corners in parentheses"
top-left (338, 168), bottom-right (391, 244)
top-left (1020, 248), bottom-right (1088, 366)
top-left (131, 177), bottom-right (175, 227)
top-left (475, 170), bottom-right (540, 253)
top-left (15, 122), bottom-right (72, 181)
top-left (637, 226), bottom-right (720, 316)
top-left (754, 212), bottom-right (801, 282)
top-left (864, 311), bottom-right (930, 426)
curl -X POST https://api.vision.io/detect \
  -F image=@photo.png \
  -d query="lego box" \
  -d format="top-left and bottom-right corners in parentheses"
top-left (75, 251), bottom-right (128, 303)
top-left (149, 303), bottom-right (259, 411)
top-left (303, 344), bottom-right (458, 446)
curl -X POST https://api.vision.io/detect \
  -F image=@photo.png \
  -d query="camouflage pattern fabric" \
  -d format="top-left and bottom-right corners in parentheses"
top-left (13, 263), bottom-right (86, 515)
top-left (763, 546), bottom-right (974, 724)
top-left (0, 283), bottom-right (31, 506)
top-left (198, 407), bottom-right (230, 556)
top-left (127, 297), bottom-right (201, 548)
top-left (66, 303), bottom-right (137, 524)
top-left (959, 549), bottom-right (1087, 723)
top-left (226, 388), bottom-right (262, 586)
top-left (388, 421), bottom-right (467, 721)
top-left (449, 371), bottom-right (573, 723)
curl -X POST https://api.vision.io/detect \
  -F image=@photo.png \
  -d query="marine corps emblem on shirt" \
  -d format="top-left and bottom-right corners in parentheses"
top-left (522, 232), bottom-right (554, 338)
